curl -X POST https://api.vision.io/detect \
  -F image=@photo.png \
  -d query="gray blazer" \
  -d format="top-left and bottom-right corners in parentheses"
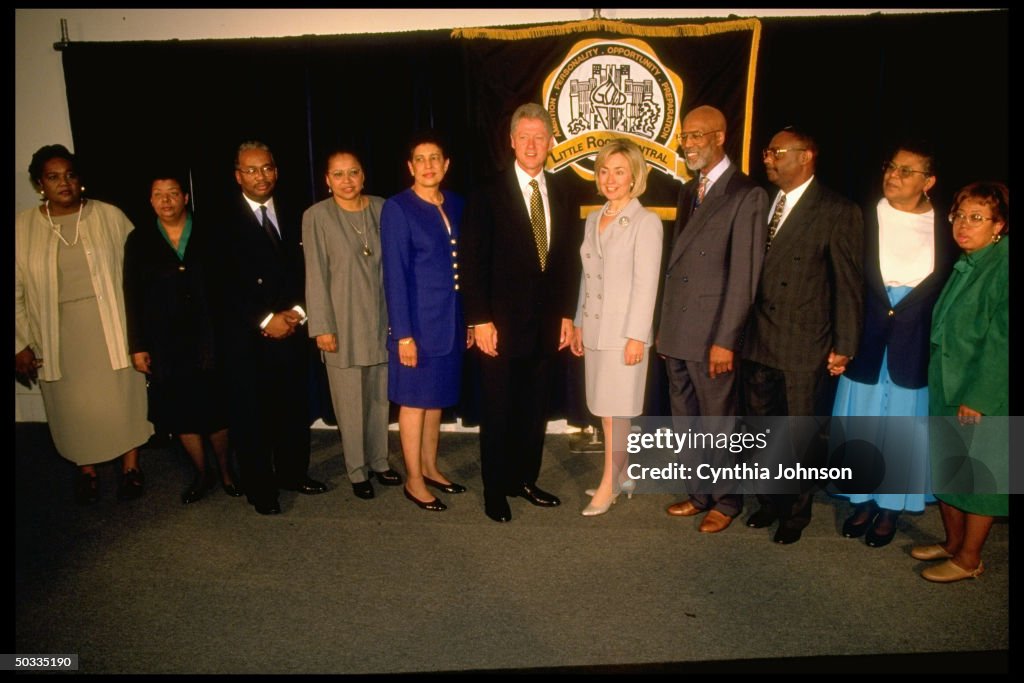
top-left (658, 163), bottom-right (768, 362)
top-left (573, 198), bottom-right (663, 349)
top-left (742, 178), bottom-right (864, 372)
top-left (302, 195), bottom-right (388, 368)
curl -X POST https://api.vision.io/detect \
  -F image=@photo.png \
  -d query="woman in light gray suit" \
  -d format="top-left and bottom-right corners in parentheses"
top-left (303, 150), bottom-right (403, 500)
top-left (570, 139), bottom-right (663, 516)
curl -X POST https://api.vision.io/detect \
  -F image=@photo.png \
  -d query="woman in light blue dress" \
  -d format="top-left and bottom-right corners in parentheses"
top-left (832, 141), bottom-right (956, 547)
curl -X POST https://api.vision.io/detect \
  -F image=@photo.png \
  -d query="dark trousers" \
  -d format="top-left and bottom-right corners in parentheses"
top-left (665, 356), bottom-right (742, 517)
top-left (742, 359), bottom-right (836, 528)
top-left (478, 350), bottom-right (554, 503)
top-left (232, 335), bottom-right (311, 504)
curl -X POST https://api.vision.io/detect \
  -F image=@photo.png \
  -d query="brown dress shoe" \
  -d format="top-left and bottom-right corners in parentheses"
top-left (910, 544), bottom-right (954, 561)
top-left (921, 559), bottom-right (984, 583)
top-left (667, 499), bottom-right (702, 517)
top-left (699, 509), bottom-right (733, 533)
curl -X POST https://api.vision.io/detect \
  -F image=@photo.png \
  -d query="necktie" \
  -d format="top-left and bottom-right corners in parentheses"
top-left (260, 205), bottom-right (281, 248)
top-left (696, 175), bottom-right (709, 206)
top-left (529, 179), bottom-right (547, 271)
top-left (766, 192), bottom-right (786, 252)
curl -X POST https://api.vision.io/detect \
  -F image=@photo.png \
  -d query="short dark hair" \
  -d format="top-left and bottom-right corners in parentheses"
top-left (323, 149), bottom-right (363, 175)
top-left (952, 181), bottom-right (1009, 234)
top-left (407, 130), bottom-right (448, 161)
top-left (29, 144), bottom-right (75, 185)
top-left (149, 170), bottom-right (190, 195)
top-left (891, 138), bottom-right (937, 175)
top-left (779, 124), bottom-right (819, 157)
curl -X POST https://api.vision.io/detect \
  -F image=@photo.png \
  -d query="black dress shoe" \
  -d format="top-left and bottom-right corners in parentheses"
top-left (746, 506), bottom-right (778, 528)
top-left (371, 469), bottom-right (403, 486)
top-left (181, 472), bottom-right (216, 505)
top-left (117, 469), bottom-right (145, 501)
top-left (222, 482), bottom-right (244, 497)
top-left (254, 500), bottom-right (282, 515)
top-left (841, 505), bottom-right (877, 539)
top-left (74, 473), bottom-right (99, 505)
top-left (514, 483), bottom-right (561, 507)
top-left (485, 496), bottom-right (512, 522)
top-left (404, 487), bottom-right (446, 511)
top-left (352, 480), bottom-right (375, 500)
top-left (424, 476), bottom-right (467, 494)
top-left (280, 477), bottom-right (328, 495)
top-left (865, 510), bottom-right (899, 548)
top-left (773, 525), bottom-right (803, 545)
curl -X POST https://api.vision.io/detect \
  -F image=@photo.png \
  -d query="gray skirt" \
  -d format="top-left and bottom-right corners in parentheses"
top-left (583, 346), bottom-right (649, 417)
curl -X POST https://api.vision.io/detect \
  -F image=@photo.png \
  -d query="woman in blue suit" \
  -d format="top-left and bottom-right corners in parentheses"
top-left (382, 133), bottom-right (472, 512)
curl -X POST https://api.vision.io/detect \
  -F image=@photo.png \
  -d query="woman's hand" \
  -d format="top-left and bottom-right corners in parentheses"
top-left (14, 346), bottom-right (40, 387)
top-left (316, 333), bottom-right (338, 353)
top-left (570, 326), bottom-right (584, 357)
top-left (623, 338), bottom-right (645, 366)
top-left (398, 338), bottom-right (418, 368)
top-left (131, 351), bottom-right (152, 375)
top-left (957, 404), bottom-right (983, 425)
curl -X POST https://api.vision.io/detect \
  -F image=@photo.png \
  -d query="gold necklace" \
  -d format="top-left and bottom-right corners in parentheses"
top-left (339, 199), bottom-right (372, 256)
top-left (45, 199), bottom-right (84, 247)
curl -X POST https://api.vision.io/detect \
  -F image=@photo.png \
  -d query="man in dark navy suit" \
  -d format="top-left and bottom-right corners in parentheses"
top-left (218, 141), bottom-right (327, 515)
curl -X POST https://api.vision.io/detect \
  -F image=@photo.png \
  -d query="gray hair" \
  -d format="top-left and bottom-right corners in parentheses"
top-left (235, 140), bottom-right (274, 168)
top-left (510, 103), bottom-right (553, 138)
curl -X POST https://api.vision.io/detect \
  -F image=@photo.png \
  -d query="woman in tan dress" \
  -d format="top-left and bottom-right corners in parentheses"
top-left (15, 145), bottom-right (152, 503)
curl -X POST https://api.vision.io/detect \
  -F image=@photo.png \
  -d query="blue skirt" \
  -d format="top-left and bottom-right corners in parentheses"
top-left (388, 348), bottom-right (461, 409)
top-left (831, 286), bottom-right (934, 513)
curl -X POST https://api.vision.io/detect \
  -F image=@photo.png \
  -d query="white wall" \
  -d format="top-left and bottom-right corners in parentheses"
top-left (12, 7), bottom-right (966, 421)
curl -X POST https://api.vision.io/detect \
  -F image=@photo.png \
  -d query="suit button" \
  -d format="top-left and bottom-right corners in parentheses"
top-left (665, 274), bottom-right (671, 279)
top-left (586, 293), bottom-right (589, 298)
top-left (179, 265), bottom-right (186, 272)
top-left (769, 305), bottom-right (776, 311)
top-left (681, 306), bottom-right (687, 311)
top-left (682, 276), bottom-right (688, 282)
top-left (586, 252), bottom-right (591, 258)
top-left (700, 250), bottom-right (706, 256)
top-left (451, 251), bottom-right (457, 257)
top-left (454, 273), bottom-right (459, 280)
top-left (454, 284), bottom-right (460, 290)
top-left (586, 274), bottom-right (590, 279)
top-left (584, 312), bottom-right (589, 317)
top-left (597, 274), bottom-right (602, 279)
top-left (453, 263), bottom-right (458, 269)
top-left (888, 309), bottom-right (895, 317)
top-left (257, 278), bottom-right (263, 285)
top-left (595, 314), bottom-right (600, 319)
top-left (780, 281), bottom-right (787, 287)
top-left (597, 294), bottom-right (602, 299)
top-left (451, 239), bottom-right (456, 245)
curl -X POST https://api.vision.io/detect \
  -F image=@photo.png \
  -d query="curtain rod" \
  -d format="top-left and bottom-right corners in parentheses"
top-left (53, 18), bottom-right (70, 51)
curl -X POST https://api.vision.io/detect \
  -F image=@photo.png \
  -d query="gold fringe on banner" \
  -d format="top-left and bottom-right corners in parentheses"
top-left (452, 17), bottom-right (761, 41)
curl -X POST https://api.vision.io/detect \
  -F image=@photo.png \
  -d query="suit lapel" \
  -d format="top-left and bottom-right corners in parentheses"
top-left (764, 179), bottom-right (821, 266)
top-left (668, 166), bottom-right (734, 268)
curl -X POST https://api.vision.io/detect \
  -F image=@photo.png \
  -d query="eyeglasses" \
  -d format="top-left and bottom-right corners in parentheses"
top-left (676, 130), bottom-right (721, 144)
top-left (762, 148), bottom-right (806, 160)
top-left (238, 165), bottom-right (277, 177)
top-left (948, 211), bottom-right (995, 226)
top-left (882, 161), bottom-right (931, 179)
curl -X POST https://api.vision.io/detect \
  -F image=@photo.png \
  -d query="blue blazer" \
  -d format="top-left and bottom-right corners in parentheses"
top-left (381, 188), bottom-right (464, 357)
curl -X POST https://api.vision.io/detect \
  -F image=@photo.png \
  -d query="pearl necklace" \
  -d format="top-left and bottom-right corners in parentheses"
top-left (45, 199), bottom-right (84, 247)
top-left (603, 203), bottom-right (626, 217)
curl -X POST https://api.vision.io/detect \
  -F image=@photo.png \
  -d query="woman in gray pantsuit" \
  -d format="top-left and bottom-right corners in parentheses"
top-left (570, 139), bottom-right (663, 516)
top-left (303, 150), bottom-right (403, 499)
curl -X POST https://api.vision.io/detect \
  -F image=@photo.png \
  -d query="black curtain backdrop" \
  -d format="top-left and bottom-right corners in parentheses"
top-left (56, 11), bottom-right (1008, 427)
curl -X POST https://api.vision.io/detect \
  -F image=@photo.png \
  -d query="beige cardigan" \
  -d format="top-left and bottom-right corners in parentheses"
top-left (15, 200), bottom-right (136, 381)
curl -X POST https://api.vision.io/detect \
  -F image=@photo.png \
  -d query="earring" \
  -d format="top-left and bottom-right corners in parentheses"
top-left (992, 234), bottom-right (1003, 243)
top-left (80, 185), bottom-right (86, 193)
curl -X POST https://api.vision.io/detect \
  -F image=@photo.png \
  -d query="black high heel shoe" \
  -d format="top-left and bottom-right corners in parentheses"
top-left (75, 472), bottom-right (99, 505)
top-left (865, 510), bottom-right (899, 548)
top-left (404, 486), bottom-right (446, 511)
top-left (182, 471), bottom-right (216, 505)
top-left (841, 502), bottom-right (877, 538)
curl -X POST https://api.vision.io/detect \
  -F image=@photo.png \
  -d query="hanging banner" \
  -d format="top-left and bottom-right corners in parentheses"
top-left (456, 17), bottom-right (761, 208)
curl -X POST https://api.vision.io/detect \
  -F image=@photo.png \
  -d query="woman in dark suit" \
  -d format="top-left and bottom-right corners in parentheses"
top-left (833, 141), bottom-right (956, 546)
top-left (914, 181), bottom-right (1008, 582)
top-left (124, 172), bottom-right (240, 504)
top-left (381, 133), bottom-right (472, 512)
